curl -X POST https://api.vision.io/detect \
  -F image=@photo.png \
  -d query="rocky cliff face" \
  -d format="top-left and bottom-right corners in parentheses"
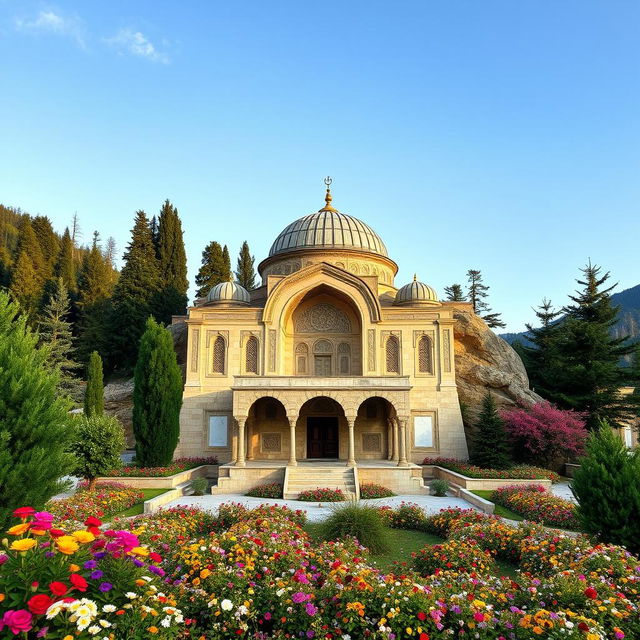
top-left (104, 378), bottom-right (135, 447)
top-left (453, 310), bottom-right (541, 423)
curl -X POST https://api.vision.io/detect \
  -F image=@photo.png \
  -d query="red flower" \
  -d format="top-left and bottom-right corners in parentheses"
top-left (149, 552), bottom-right (162, 563)
top-left (49, 529), bottom-right (65, 539)
top-left (27, 594), bottom-right (54, 615)
top-left (417, 612), bottom-right (427, 621)
top-left (419, 634), bottom-right (430, 640)
top-left (13, 507), bottom-right (35, 518)
top-left (84, 516), bottom-right (102, 527)
top-left (49, 582), bottom-right (68, 596)
top-left (585, 587), bottom-right (598, 600)
top-left (578, 622), bottom-right (590, 631)
top-left (69, 574), bottom-right (88, 592)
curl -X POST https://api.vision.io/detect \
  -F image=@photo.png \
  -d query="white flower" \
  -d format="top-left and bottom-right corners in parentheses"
top-left (102, 604), bottom-right (116, 613)
top-left (221, 599), bottom-right (233, 611)
top-left (161, 617), bottom-right (171, 628)
top-left (76, 616), bottom-right (92, 631)
top-left (342, 635), bottom-right (352, 640)
top-left (566, 621), bottom-right (575, 629)
top-left (125, 592), bottom-right (138, 599)
top-left (46, 602), bottom-right (68, 619)
top-left (99, 619), bottom-right (112, 628)
top-left (88, 626), bottom-right (100, 635)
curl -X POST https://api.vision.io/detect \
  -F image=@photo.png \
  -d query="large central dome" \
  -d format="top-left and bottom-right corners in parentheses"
top-left (268, 210), bottom-right (388, 258)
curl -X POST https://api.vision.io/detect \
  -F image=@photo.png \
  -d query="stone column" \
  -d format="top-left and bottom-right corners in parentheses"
top-left (288, 417), bottom-right (297, 466)
top-left (236, 417), bottom-right (246, 467)
top-left (346, 416), bottom-right (356, 467)
top-left (392, 418), bottom-right (400, 463)
top-left (397, 417), bottom-right (409, 467)
top-left (386, 418), bottom-right (394, 461)
top-left (247, 418), bottom-right (255, 461)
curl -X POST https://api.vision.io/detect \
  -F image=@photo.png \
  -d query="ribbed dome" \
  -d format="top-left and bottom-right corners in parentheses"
top-left (268, 210), bottom-right (388, 258)
top-left (394, 278), bottom-right (439, 305)
top-left (206, 281), bottom-right (250, 305)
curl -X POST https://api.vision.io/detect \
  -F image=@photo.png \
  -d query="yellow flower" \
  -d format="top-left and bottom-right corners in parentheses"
top-left (10, 538), bottom-right (36, 552)
top-left (131, 546), bottom-right (149, 557)
top-left (55, 535), bottom-right (80, 555)
top-left (72, 530), bottom-right (95, 543)
top-left (63, 636), bottom-right (74, 640)
top-left (7, 523), bottom-right (30, 536)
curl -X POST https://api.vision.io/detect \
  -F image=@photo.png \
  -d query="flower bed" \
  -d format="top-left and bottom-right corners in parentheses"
top-left (413, 538), bottom-right (497, 576)
top-left (423, 456), bottom-right (561, 482)
top-left (359, 482), bottom-right (395, 499)
top-left (245, 482), bottom-right (283, 499)
top-left (106, 456), bottom-right (217, 477)
top-left (297, 487), bottom-right (345, 502)
top-left (491, 483), bottom-right (580, 529)
top-left (46, 482), bottom-right (144, 523)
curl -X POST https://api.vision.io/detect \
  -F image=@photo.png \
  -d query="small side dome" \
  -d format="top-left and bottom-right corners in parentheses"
top-left (206, 280), bottom-right (251, 305)
top-left (394, 275), bottom-right (439, 306)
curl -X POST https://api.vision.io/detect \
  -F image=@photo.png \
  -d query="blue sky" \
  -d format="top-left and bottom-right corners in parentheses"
top-left (1, 1), bottom-right (638, 331)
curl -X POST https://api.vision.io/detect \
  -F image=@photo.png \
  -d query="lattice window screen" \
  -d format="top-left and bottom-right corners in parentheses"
top-left (418, 336), bottom-right (433, 373)
top-left (338, 342), bottom-right (350, 375)
top-left (296, 343), bottom-right (308, 374)
top-left (245, 337), bottom-right (258, 373)
top-left (385, 336), bottom-right (400, 373)
top-left (212, 336), bottom-right (225, 373)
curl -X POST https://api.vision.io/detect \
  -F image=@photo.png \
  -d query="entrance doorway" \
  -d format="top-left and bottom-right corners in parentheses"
top-left (307, 417), bottom-right (339, 458)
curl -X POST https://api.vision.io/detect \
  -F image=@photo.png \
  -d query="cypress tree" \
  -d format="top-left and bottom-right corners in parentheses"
top-left (38, 277), bottom-right (81, 399)
top-left (108, 211), bottom-right (160, 371)
top-left (195, 241), bottom-right (229, 298)
top-left (222, 244), bottom-right (231, 281)
top-left (0, 291), bottom-right (74, 529)
top-left (466, 269), bottom-right (505, 329)
top-left (444, 284), bottom-right (465, 301)
top-left (133, 317), bottom-right (183, 466)
top-left (236, 240), bottom-right (257, 290)
top-left (84, 350), bottom-right (104, 417)
top-left (55, 228), bottom-right (77, 294)
top-left (469, 391), bottom-right (513, 470)
top-left (571, 423), bottom-right (640, 553)
top-left (156, 200), bottom-right (188, 323)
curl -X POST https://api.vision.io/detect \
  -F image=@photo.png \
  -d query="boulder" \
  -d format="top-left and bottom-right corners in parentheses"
top-left (453, 310), bottom-right (541, 424)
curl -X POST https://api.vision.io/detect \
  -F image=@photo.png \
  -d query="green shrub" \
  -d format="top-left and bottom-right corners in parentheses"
top-left (246, 483), bottom-right (283, 498)
top-left (190, 476), bottom-right (209, 496)
top-left (359, 483), bottom-right (395, 499)
top-left (320, 501), bottom-right (391, 554)
top-left (431, 478), bottom-right (450, 496)
top-left (469, 391), bottom-right (513, 470)
top-left (412, 538), bottom-right (497, 576)
top-left (69, 414), bottom-right (125, 490)
top-left (571, 422), bottom-right (640, 553)
top-left (386, 502), bottom-right (428, 530)
top-left (84, 350), bottom-right (104, 417)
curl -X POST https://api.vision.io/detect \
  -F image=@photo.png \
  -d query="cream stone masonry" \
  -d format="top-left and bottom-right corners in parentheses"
top-left (176, 180), bottom-right (468, 493)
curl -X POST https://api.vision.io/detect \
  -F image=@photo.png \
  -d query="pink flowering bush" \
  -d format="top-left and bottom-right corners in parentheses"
top-left (500, 401), bottom-right (587, 468)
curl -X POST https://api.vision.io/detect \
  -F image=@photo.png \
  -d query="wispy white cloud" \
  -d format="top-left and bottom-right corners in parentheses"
top-left (15, 9), bottom-right (86, 48)
top-left (104, 28), bottom-right (169, 64)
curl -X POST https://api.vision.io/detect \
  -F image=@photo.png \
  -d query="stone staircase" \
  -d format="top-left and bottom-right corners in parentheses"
top-left (284, 465), bottom-right (357, 500)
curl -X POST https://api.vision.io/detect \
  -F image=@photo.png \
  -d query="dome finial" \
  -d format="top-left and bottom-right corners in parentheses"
top-left (321, 176), bottom-right (336, 211)
top-left (413, 273), bottom-right (417, 282)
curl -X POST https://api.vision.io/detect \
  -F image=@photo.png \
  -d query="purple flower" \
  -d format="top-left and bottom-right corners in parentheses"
top-left (132, 558), bottom-right (145, 567)
top-left (305, 603), bottom-right (317, 616)
top-left (90, 570), bottom-right (104, 580)
top-left (36, 627), bottom-right (49, 638)
top-left (44, 552), bottom-right (55, 558)
top-left (292, 592), bottom-right (309, 604)
top-left (93, 552), bottom-right (107, 560)
top-left (99, 582), bottom-right (113, 592)
top-left (149, 565), bottom-right (165, 577)
top-left (84, 560), bottom-right (98, 570)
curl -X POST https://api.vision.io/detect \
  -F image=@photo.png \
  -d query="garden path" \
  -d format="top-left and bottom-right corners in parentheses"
top-left (163, 494), bottom-right (478, 522)
top-left (550, 480), bottom-right (576, 503)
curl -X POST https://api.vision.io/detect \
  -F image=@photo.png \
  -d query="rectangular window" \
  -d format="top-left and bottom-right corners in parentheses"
top-left (414, 416), bottom-right (433, 448)
top-left (208, 415), bottom-right (228, 447)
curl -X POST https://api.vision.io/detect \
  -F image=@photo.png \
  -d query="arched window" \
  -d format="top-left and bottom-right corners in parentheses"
top-left (296, 343), bottom-right (308, 375)
top-left (418, 335), bottom-right (433, 374)
top-left (385, 336), bottom-right (400, 374)
top-left (212, 336), bottom-right (226, 374)
top-left (245, 336), bottom-right (258, 374)
top-left (338, 342), bottom-right (351, 375)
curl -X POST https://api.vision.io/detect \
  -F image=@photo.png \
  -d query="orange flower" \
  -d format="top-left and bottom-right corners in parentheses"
top-left (55, 536), bottom-right (79, 555)
top-left (69, 564), bottom-right (80, 573)
top-left (10, 538), bottom-right (36, 552)
top-left (148, 627), bottom-right (159, 634)
top-left (7, 523), bottom-right (30, 536)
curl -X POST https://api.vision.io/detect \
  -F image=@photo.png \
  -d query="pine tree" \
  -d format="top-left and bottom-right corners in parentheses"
top-left (235, 240), bottom-right (257, 290)
top-left (466, 269), bottom-right (505, 329)
top-left (571, 422), bottom-right (640, 553)
top-left (469, 391), bottom-right (513, 470)
top-left (32, 215), bottom-right (59, 280)
top-left (195, 241), bottom-right (229, 298)
top-left (9, 250), bottom-right (40, 315)
top-left (155, 200), bottom-right (188, 323)
top-left (133, 317), bottom-right (183, 466)
top-left (38, 277), bottom-right (81, 399)
top-left (549, 262), bottom-right (639, 430)
top-left (84, 350), bottom-right (104, 417)
top-left (108, 211), bottom-right (161, 371)
top-left (55, 228), bottom-right (77, 294)
top-left (222, 244), bottom-right (231, 281)
top-left (444, 284), bottom-right (465, 301)
top-left (0, 291), bottom-right (74, 529)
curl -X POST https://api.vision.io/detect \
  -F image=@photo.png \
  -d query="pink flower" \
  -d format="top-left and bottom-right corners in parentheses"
top-left (473, 612), bottom-right (485, 622)
top-left (0, 609), bottom-right (33, 635)
top-left (292, 592), bottom-right (309, 603)
top-left (33, 511), bottom-right (54, 522)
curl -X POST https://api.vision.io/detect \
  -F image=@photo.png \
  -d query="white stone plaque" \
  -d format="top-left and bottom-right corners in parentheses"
top-left (208, 415), bottom-right (228, 447)
top-left (414, 416), bottom-right (433, 448)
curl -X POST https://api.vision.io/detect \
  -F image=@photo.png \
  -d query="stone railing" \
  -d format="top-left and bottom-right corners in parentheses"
top-left (233, 376), bottom-right (411, 390)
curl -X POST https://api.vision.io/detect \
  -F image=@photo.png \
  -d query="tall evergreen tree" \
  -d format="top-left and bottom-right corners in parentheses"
top-left (444, 284), bottom-right (465, 301)
top-left (469, 391), bottom-right (513, 470)
top-left (466, 269), bottom-right (505, 329)
top-left (32, 215), bottom-right (59, 280)
top-left (84, 350), bottom-right (104, 417)
top-left (55, 228), bottom-right (77, 294)
top-left (235, 240), bottom-right (257, 290)
top-left (38, 277), bottom-right (81, 399)
top-left (9, 250), bottom-right (40, 316)
top-left (133, 318), bottom-right (183, 466)
top-left (195, 241), bottom-right (229, 298)
top-left (222, 244), bottom-right (231, 281)
top-left (155, 200), bottom-right (188, 323)
top-left (0, 291), bottom-right (74, 529)
top-left (547, 262), bottom-right (639, 429)
top-left (108, 211), bottom-right (161, 371)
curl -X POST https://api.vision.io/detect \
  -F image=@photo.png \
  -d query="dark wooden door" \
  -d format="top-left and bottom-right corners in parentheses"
top-left (307, 417), bottom-right (339, 458)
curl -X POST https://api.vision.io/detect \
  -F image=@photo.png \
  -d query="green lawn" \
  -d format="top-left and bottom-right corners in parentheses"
top-left (109, 488), bottom-right (170, 519)
top-left (304, 523), bottom-right (520, 578)
top-left (471, 490), bottom-right (524, 521)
